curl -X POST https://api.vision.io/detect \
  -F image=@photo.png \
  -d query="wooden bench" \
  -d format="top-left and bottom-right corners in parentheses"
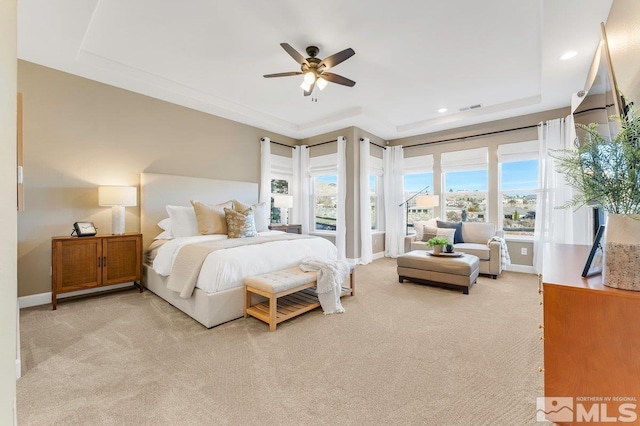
top-left (244, 266), bottom-right (355, 331)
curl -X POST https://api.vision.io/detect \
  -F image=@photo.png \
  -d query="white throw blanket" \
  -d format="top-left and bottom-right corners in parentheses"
top-left (488, 236), bottom-right (510, 270)
top-left (299, 257), bottom-right (350, 314)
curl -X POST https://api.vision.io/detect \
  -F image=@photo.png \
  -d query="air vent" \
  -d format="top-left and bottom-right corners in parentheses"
top-left (459, 104), bottom-right (482, 112)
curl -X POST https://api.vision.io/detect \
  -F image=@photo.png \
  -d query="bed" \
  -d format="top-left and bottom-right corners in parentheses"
top-left (140, 172), bottom-right (337, 328)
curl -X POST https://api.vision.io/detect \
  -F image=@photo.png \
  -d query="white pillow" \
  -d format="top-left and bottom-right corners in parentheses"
top-left (166, 205), bottom-right (199, 238)
top-left (154, 218), bottom-right (174, 240)
top-left (158, 218), bottom-right (171, 231)
top-left (436, 227), bottom-right (456, 245)
top-left (253, 202), bottom-right (270, 233)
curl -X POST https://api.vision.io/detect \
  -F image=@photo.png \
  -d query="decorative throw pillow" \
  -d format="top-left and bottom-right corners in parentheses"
top-left (166, 205), bottom-right (199, 238)
top-left (436, 227), bottom-right (456, 245)
top-left (421, 225), bottom-right (438, 243)
top-left (233, 199), bottom-right (269, 232)
top-left (437, 220), bottom-right (464, 244)
top-left (413, 218), bottom-right (439, 240)
top-left (224, 207), bottom-right (257, 238)
top-left (191, 200), bottom-right (233, 235)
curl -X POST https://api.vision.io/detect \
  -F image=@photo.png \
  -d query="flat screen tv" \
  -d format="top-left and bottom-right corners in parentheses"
top-left (572, 23), bottom-right (627, 143)
top-left (572, 23), bottom-right (627, 243)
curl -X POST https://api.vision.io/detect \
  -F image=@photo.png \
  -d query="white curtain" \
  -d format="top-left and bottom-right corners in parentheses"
top-left (384, 146), bottom-right (405, 257)
top-left (336, 137), bottom-right (347, 260)
top-left (291, 145), bottom-right (311, 234)
top-left (259, 138), bottom-right (271, 203)
top-left (533, 117), bottom-right (589, 273)
top-left (359, 138), bottom-right (373, 264)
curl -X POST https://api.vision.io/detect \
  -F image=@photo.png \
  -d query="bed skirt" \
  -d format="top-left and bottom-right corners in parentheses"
top-left (143, 264), bottom-right (262, 328)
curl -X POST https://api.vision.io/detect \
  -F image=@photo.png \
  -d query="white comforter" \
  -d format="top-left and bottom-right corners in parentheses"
top-left (152, 231), bottom-right (338, 294)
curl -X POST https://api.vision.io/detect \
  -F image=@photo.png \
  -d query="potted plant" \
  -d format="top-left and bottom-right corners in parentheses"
top-left (426, 237), bottom-right (451, 255)
top-left (554, 106), bottom-right (640, 290)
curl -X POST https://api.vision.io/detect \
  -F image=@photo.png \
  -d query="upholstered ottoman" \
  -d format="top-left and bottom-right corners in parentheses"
top-left (397, 250), bottom-right (480, 294)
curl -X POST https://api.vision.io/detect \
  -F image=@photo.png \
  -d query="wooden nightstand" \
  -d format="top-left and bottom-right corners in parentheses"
top-left (51, 233), bottom-right (142, 309)
top-left (268, 224), bottom-right (302, 234)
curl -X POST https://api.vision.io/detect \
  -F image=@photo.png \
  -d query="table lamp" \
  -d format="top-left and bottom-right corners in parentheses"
top-left (98, 186), bottom-right (137, 235)
top-left (273, 195), bottom-right (293, 226)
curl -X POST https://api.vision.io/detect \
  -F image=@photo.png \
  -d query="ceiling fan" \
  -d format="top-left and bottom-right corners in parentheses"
top-left (264, 43), bottom-right (356, 96)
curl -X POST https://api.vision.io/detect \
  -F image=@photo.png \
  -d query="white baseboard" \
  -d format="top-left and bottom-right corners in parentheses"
top-left (373, 251), bottom-right (385, 260)
top-left (19, 282), bottom-right (135, 309)
top-left (505, 264), bottom-right (536, 274)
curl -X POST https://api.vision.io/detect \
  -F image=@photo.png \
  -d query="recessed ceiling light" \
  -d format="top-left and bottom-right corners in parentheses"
top-left (560, 51), bottom-right (578, 60)
top-left (437, 108), bottom-right (447, 113)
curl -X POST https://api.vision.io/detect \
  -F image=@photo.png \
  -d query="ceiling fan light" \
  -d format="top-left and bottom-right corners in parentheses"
top-left (303, 72), bottom-right (316, 84)
top-left (300, 80), bottom-right (312, 91)
top-left (316, 77), bottom-right (328, 90)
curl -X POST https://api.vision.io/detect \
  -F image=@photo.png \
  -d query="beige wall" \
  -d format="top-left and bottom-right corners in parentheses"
top-left (606, 0), bottom-right (640, 107)
top-left (0, 0), bottom-right (18, 422)
top-left (17, 61), bottom-right (296, 297)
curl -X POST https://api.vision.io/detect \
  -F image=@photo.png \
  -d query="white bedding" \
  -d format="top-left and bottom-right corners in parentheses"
top-left (152, 231), bottom-right (337, 294)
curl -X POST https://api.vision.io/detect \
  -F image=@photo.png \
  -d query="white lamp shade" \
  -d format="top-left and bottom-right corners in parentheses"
top-left (273, 194), bottom-right (293, 209)
top-left (98, 186), bottom-right (137, 206)
top-left (416, 194), bottom-right (439, 207)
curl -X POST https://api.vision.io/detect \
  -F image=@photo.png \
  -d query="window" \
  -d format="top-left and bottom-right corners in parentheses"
top-left (270, 178), bottom-right (290, 223)
top-left (498, 141), bottom-right (539, 237)
top-left (443, 170), bottom-right (488, 222)
top-left (314, 175), bottom-right (337, 231)
top-left (441, 147), bottom-right (488, 222)
top-left (403, 172), bottom-right (435, 229)
top-left (500, 160), bottom-right (539, 236)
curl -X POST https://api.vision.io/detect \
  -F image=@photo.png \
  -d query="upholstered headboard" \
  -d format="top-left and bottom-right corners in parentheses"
top-left (140, 173), bottom-right (258, 249)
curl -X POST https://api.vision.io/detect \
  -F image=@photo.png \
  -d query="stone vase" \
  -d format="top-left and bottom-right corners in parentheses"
top-left (432, 245), bottom-right (443, 255)
top-left (603, 214), bottom-right (640, 291)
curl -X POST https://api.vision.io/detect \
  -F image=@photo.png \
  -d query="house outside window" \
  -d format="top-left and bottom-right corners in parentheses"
top-left (313, 175), bottom-right (337, 231)
top-left (270, 153), bottom-right (293, 224)
top-left (270, 178), bottom-right (289, 223)
top-left (443, 170), bottom-right (488, 222)
top-left (441, 148), bottom-right (488, 222)
top-left (497, 141), bottom-right (539, 237)
top-left (403, 154), bottom-right (435, 231)
top-left (403, 172), bottom-right (435, 227)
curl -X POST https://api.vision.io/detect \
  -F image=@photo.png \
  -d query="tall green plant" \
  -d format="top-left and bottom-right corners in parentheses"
top-left (554, 107), bottom-right (640, 215)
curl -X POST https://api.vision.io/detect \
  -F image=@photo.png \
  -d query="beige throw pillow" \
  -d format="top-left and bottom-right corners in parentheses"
top-left (421, 225), bottom-right (439, 242)
top-left (436, 227), bottom-right (456, 245)
top-left (224, 207), bottom-right (257, 238)
top-left (191, 200), bottom-right (233, 235)
top-left (233, 199), bottom-right (269, 232)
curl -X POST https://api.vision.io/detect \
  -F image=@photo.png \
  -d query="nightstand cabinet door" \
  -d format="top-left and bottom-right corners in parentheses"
top-left (53, 238), bottom-right (101, 293)
top-left (102, 235), bottom-right (142, 285)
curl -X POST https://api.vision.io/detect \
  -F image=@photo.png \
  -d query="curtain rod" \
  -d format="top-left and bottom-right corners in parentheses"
top-left (261, 138), bottom-right (293, 148)
top-left (359, 138), bottom-right (387, 149)
top-left (403, 123), bottom-right (544, 149)
top-left (307, 139), bottom-right (338, 148)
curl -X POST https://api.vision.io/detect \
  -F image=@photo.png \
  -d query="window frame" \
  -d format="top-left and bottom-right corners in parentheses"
top-left (312, 174), bottom-right (338, 232)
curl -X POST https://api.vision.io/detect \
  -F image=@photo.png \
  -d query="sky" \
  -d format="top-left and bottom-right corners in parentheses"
top-left (404, 159), bottom-right (539, 193)
top-left (316, 159), bottom-right (539, 193)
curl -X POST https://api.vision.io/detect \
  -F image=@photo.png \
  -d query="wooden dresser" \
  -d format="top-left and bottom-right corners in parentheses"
top-left (542, 243), bottom-right (640, 424)
top-left (51, 233), bottom-right (142, 309)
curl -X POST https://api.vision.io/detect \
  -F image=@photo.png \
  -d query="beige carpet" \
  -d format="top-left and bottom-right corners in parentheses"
top-left (17, 258), bottom-right (543, 425)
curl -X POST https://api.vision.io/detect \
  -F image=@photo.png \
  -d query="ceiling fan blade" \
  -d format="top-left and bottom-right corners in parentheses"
top-left (304, 81), bottom-right (316, 96)
top-left (318, 48), bottom-right (355, 69)
top-left (263, 72), bottom-right (304, 78)
top-left (321, 72), bottom-right (356, 87)
top-left (280, 43), bottom-right (309, 66)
